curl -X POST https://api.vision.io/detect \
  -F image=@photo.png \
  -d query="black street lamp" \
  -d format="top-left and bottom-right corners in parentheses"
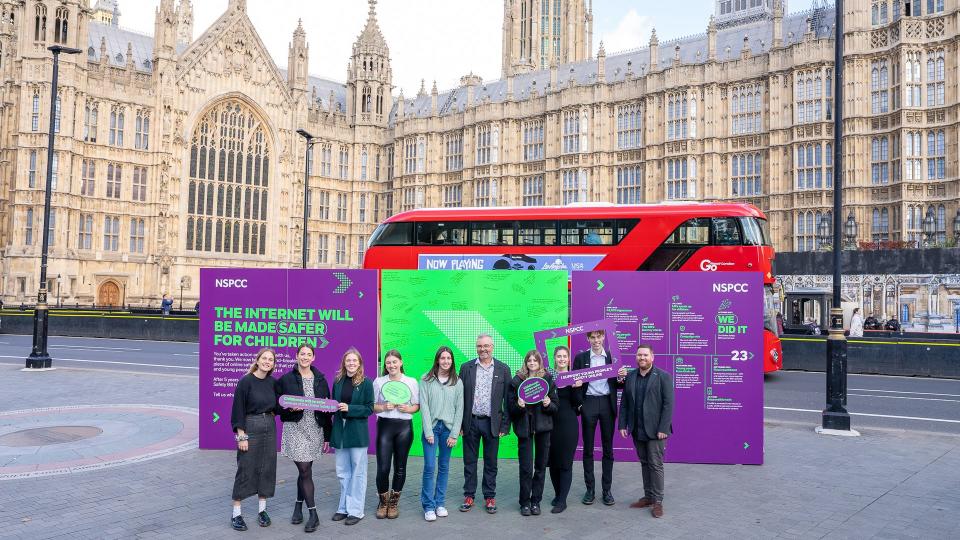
top-left (296, 129), bottom-right (316, 269)
top-left (821, 0), bottom-right (852, 433)
top-left (843, 212), bottom-right (857, 250)
top-left (817, 215), bottom-right (832, 251)
top-left (179, 276), bottom-right (188, 311)
top-left (25, 45), bottom-right (82, 370)
top-left (922, 207), bottom-right (936, 247)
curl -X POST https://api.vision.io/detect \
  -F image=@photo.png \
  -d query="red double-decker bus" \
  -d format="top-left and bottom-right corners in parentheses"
top-left (364, 202), bottom-right (782, 373)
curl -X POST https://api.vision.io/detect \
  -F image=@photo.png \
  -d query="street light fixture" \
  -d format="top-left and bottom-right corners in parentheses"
top-left (179, 276), bottom-right (188, 311)
top-left (843, 212), bottom-right (857, 250)
top-left (25, 45), bottom-right (82, 370)
top-left (296, 129), bottom-right (316, 270)
top-left (922, 207), bottom-right (936, 247)
top-left (817, 215), bottom-right (831, 251)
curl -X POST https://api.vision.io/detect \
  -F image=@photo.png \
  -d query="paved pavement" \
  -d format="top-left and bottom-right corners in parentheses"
top-left (1, 363), bottom-right (958, 539)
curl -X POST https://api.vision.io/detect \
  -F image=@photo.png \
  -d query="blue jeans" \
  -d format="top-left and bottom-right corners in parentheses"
top-left (420, 421), bottom-right (453, 512)
top-left (335, 447), bottom-right (368, 518)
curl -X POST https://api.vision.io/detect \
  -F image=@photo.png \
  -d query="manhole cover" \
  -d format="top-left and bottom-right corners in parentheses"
top-left (0, 426), bottom-right (103, 447)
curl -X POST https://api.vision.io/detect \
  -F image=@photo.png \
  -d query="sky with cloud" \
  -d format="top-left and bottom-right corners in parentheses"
top-left (110, 0), bottom-right (818, 94)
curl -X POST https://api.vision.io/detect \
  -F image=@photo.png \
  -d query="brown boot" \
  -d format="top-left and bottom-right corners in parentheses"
top-left (376, 491), bottom-right (390, 519)
top-left (630, 497), bottom-right (654, 509)
top-left (387, 490), bottom-right (401, 519)
top-left (652, 502), bottom-right (664, 518)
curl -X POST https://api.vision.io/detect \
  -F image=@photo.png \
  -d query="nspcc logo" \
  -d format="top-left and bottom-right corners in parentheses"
top-left (215, 279), bottom-right (248, 288)
top-left (712, 282), bottom-right (749, 293)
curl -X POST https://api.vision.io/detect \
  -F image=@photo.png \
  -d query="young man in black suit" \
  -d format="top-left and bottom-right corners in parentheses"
top-left (574, 329), bottom-right (627, 506)
top-left (619, 344), bottom-right (674, 518)
top-left (459, 333), bottom-right (511, 514)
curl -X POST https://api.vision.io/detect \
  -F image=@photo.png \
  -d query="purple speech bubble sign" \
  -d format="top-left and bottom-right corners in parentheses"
top-left (517, 376), bottom-right (549, 404)
top-left (279, 394), bottom-right (340, 413)
top-left (534, 318), bottom-right (622, 388)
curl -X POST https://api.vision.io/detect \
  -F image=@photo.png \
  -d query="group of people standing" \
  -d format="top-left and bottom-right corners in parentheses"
top-left (228, 330), bottom-right (674, 532)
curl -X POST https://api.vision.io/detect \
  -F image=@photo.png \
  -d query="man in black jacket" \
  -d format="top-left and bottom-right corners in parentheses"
top-left (618, 344), bottom-right (673, 518)
top-left (574, 329), bottom-right (627, 506)
top-left (459, 333), bottom-right (512, 514)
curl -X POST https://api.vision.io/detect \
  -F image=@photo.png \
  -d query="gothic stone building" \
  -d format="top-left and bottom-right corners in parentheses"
top-left (0, 0), bottom-right (957, 307)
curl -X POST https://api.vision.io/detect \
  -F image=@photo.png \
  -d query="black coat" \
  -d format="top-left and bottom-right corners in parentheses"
top-left (617, 366), bottom-right (674, 440)
top-left (277, 366), bottom-right (333, 441)
top-left (507, 373), bottom-right (559, 438)
top-left (459, 357), bottom-right (512, 436)
top-left (573, 349), bottom-right (623, 414)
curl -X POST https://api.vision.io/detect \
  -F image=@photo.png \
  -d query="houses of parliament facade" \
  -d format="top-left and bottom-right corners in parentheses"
top-left (0, 0), bottom-right (957, 306)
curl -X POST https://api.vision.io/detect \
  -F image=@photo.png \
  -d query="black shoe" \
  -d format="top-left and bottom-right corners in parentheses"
top-left (531, 504), bottom-right (541, 515)
top-left (344, 515), bottom-right (362, 526)
top-left (602, 491), bottom-right (615, 506)
top-left (231, 515), bottom-right (247, 531)
top-left (291, 501), bottom-right (303, 525)
top-left (257, 511), bottom-right (271, 527)
top-left (520, 506), bottom-right (531, 517)
top-left (582, 490), bottom-right (595, 505)
top-left (550, 502), bottom-right (567, 514)
top-left (550, 497), bottom-right (558, 507)
top-left (331, 512), bottom-right (348, 522)
top-left (304, 508), bottom-right (319, 533)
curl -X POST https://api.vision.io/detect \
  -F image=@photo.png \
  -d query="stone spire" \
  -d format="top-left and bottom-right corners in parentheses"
top-left (707, 15), bottom-right (717, 61)
top-left (597, 41), bottom-right (606, 83)
top-left (649, 28), bottom-right (659, 72)
top-left (154, 0), bottom-right (177, 57)
top-left (348, 0), bottom-right (392, 126)
top-left (288, 19), bottom-right (309, 92)
top-left (176, 0), bottom-right (194, 48)
top-left (772, 0), bottom-right (784, 48)
top-left (354, 0), bottom-right (389, 56)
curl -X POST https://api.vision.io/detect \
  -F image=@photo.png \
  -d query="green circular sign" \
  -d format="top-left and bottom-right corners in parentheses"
top-left (381, 380), bottom-right (413, 405)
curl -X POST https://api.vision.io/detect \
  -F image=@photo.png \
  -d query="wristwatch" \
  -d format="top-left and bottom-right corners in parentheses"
top-left (235, 433), bottom-right (249, 442)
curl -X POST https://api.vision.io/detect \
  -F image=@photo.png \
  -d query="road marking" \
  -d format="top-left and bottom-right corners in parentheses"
top-left (50, 344), bottom-right (142, 351)
top-left (764, 406), bottom-right (960, 424)
top-left (848, 393), bottom-right (960, 403)
top-left (849, 388), bottom-right (960, 398)
top-left (0, 333), bottom-right (198, 346)
top-left (780, 370), bottom-right (960, 382)
top-left (0, 355), bottom-right (198, 370)
top-left (172, 353), bottom-right (199, 357)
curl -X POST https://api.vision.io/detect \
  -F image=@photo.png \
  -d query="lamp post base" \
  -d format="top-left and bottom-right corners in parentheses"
top-left (820, 408), bottom-right (852, 431)
top-left (815, 425), bottom-right (860, 437)
top-left (25, 353), bottom-right (53, 370)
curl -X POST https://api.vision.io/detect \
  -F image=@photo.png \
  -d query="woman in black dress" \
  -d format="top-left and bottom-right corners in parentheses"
top-left (230, 347), bottom-right (280, 531)
top-left (547, 345), bottom-right (583, 513)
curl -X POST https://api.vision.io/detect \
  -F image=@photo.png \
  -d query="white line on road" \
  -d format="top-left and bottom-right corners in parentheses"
top-left (764, 406), bottom-right (960, 424)
top-left (0, 355), bottom-right (198, 370)
top-left (781, 370), bottom-right (960, 382)
top-left (849, 388), bottom-right (960, 398)
top-left (848, 393), bottom-right (960, 403)
top-left (172, 353), bottom-right (199, 357)
top-left (50, 345), bottom-right (142, 351)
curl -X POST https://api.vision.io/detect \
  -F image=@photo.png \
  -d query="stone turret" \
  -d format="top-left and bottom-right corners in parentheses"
top-left (287, 19), bottom-right (308, 93)
top-left (347, 0), bottom-right (392, 126)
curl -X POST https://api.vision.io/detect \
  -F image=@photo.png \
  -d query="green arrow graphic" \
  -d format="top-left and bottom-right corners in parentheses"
top-left (596, 280), bottom-right (605, 291)
top-left (333, 272), bottom-right (353, 294)
top-left (358, 291), bottom-right (364, 299)
top-left (318, 336), bottom-right (330, 348)
top-left (743, 442), bottom-right (750, 450)
top-left (212, 412), bottom-right (220, 423)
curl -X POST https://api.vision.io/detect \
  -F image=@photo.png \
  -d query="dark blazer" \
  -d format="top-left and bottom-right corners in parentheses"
top-left (330, 377), bottom-right (374, 449)
top-left (618, 366), bottom-right (674, 440)
top-left (573, 348), bottom-right (623, 414)
top-left (277, 366), bottom-right (333, 441)
top-left (459, 357), bottom-right (512, 436)
top-left (507, 373), bottom-right (559, 437)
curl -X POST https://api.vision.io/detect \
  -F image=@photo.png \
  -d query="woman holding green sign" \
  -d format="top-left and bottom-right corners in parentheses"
top-left (508, 350), bottom-right (558, 517)
top-left (372, 349), bottom-right (420, 519)
top-left (418, 346), bottom-right (464, 522)
top-left (277, 344), bottom-right (332, 532)
top-left (330, 348), bottom-right (375, 526)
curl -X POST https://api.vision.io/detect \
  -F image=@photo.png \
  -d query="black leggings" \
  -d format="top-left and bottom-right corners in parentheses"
top-left (295, 461), bottom-right (315, 508)
top-left (375, 417), bottom-right (413, 493)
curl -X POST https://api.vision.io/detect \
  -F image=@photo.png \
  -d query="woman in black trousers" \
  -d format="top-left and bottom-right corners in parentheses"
top-left (230, 347), bottom-right (280, 531)
top-left (548, 345), bottom-right (583, 513)
top-left (508, 350), bottom-right (558, 516)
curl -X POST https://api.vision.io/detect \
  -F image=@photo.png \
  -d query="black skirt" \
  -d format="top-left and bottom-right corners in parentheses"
top-left (232, 413), bottom-right (277, 500)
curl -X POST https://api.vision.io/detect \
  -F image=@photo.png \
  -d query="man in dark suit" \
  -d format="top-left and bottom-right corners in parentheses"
top-left (574, 329), bottom-right (627, 506)
top-left (459, 333), bottom-right (511, 515)
top-left (619, 344), bottom-right (674, 518)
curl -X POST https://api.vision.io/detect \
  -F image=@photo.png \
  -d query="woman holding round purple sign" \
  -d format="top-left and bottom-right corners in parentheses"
top-left (507, 350), bottom-right (559, 516)
top-left (277, 344), bottom-right (333, 532)
top-left (418, 346), bottom-right (464, 522)
top-left (372, 350), bottom-right (420, 520)
top-left (547, 345), bottom-right (584, 513)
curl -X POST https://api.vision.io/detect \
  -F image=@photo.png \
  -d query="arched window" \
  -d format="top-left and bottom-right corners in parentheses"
top-left (376, 87), bottom-right (384, 115)
top-left (34, 5), bottom-right (46, 41)
top-left (186, 99), bottom-right (271, 255)
top-left (361, 85), bottom-right (371, 113)
top-left (54, 7), bottom-right (68, 44)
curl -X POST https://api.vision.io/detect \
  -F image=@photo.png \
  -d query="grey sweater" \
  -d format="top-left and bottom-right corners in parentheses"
top-left (418, 375), bottom-right (464, 436)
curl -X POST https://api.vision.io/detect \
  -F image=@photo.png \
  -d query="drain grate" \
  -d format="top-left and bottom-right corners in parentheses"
top-left (0, 426), bottom-right (103, 447)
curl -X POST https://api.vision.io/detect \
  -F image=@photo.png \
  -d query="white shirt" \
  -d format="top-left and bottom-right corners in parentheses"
top-left (586, 350), bottom-right (610, 396)
top-left (373, 374), bottom-right (419, 420)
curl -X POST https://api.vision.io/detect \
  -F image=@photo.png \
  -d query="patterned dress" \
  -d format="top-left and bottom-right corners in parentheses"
top-left (281, 377), bottom-right (325, 462)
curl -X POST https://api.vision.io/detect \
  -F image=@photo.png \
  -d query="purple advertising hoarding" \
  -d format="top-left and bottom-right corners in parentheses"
top-left (573, 271), bottom-right (763, 465)
top-left (199, 269), bottom-right (378, 451)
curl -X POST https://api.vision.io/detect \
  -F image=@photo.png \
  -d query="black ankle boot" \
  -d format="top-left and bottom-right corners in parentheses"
top-left (291, 501), bottom-right (303, 525)
top-left (304, 508), bottom-right (319, 533)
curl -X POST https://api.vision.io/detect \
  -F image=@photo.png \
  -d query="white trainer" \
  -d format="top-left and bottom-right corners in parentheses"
top-left (436, 507), bottom-right (448, 517)
top-left (424, 510), bottom-right (437, 522)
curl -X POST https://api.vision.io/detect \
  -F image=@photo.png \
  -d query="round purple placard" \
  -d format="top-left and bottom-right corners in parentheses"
top-left (517, 377), bottom-right (549, 404)
top-left (279, 394), bottom-right (339, 413)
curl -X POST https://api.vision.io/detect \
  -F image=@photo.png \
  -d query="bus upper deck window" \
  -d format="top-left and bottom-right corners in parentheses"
top-left (560, 220), bottom-right (613, 245)
top-left (664, 218), bottom-right (709, 245)
top-left (417, 222), bottom-right (467, 245)
top-left (739, 217), bottom-right (769, 246)
top-left (712, 218), bottom-right (742, 246)
top-left (369, 222), bottom-right (414, 246)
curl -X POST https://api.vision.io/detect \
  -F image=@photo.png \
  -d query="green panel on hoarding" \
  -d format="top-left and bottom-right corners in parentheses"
top-left (380, 270), bottom-right (569, 458)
